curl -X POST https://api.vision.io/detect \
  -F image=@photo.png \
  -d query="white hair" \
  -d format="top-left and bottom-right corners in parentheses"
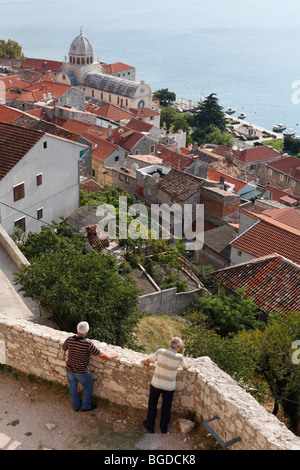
top-left (77, 321), bottom-right (89, 335)
top-left (170, 337), bottom-right (182, 349)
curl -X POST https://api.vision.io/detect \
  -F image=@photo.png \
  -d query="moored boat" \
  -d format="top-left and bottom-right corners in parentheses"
top-left (283, 128), bottom-right (295, 137)
top-left (238, 113), bottom-right (246, 119)
top-left (226, 107), bottom-right (236, 114)
top-left (272, 123), bottom-right (286, 132)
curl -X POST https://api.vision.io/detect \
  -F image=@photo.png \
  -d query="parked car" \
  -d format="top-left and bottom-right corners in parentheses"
top-left (225, 128), bottom-right (232, 133)
top-left (233, 132), bottom-right (240, 138)
top-left (239, 135), bottom-right (247, 141)
top-left (254, 141), bottom-right (263, 146)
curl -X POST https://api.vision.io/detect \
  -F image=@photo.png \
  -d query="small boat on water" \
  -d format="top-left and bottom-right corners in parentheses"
top-left (238, 113), bottom-right (246, 119)
top-left (273, 123), bottom-right (286, 132)
top-left (226, 107), bottom-right (236, 114)
top-left (283, 128), bottom-right (296, 137)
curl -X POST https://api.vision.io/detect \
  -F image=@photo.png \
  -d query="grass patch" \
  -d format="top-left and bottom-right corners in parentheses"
top-left (135, 314), bottom-right (188, 354)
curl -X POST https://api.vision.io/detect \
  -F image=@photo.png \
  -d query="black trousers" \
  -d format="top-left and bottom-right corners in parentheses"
top-left (146, 384), bottom-right (175, 433)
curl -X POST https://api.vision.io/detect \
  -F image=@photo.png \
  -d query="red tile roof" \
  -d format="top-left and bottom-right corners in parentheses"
top-left (0, 122), bottom-right (44, 180)
top-left (267, 156), bottom-right (300, 181)
top-left (212, 253), bottom-right (300, 314)
top-left (110, 126), bottom-right (144, 150)
top-left (89, 102), bottom-right (133, 121)
top-left (126, 118), bottom-right (153, 133)
top-left (129, 107), bottom-right (159, 119)
top-left (231, 216), bottom-right (300, 264)
top-left (206, 167), bottom-right (247, 193)
top-left (0, 75), bottom-right (29, 91)
top-left (22, 58), bottom-right (63, 73)
top-left (0, 104), bottom-right (23, 123)
top-left (264, 185), bottom-right (299, 203)
top-left (260, 207), bottom-right (300, 230)
top-left (102, 62), bottom-right (134, 74)
top-left (80, 179), bottom-right (103, 193)
top-left (157, 145), bottom-right (194, 171)
top-left (239, 146), bottom-right (281, 163)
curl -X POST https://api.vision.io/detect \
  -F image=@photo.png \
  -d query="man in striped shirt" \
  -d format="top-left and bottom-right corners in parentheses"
top-left (141, 337), bottom-right (191, 434)
top-left (62, 321), bottom-right (119, 411)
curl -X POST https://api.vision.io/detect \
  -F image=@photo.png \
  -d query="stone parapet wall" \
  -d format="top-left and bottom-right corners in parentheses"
top-left (0, 317), bottom-right (299, 450)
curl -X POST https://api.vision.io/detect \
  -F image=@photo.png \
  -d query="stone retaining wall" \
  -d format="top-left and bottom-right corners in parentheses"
top-left (0, 317), bottom-right (299, 450)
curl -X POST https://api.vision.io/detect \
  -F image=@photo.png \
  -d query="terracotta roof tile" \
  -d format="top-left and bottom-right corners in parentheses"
top-left (231, 217), bottom-right (300, 264)
top-left (212, 253), bottom-right (300, 314)
top-left (267, 156), bottom-right (300, 181)
top-left (206, 167), bottom-right (246, 193)
top-left (157, 145), bottom-right (193, 170)
top-left (239, 146), bottom-right (281, 163)
top-left (0, 121), bottom-right (44, 180)
top-left (102, 62), bottom-right (134, 74)
top-left (22, 58), bottom-right (63, 73)
top-left (0, 104), bottom-right (23, 123)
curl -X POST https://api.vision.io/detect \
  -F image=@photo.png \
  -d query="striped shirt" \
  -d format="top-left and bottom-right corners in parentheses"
top-left (62, 335), bottom-right (101, 373)
top-left (149, 348), bottom-right (188, 391)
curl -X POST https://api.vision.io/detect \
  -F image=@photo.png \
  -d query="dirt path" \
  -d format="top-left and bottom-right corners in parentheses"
top-left (0, 368), bottom-right (219, 451)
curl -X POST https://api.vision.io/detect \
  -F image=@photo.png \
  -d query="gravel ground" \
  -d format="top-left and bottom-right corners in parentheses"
top-left (0, 368), bottom-right (220, 452)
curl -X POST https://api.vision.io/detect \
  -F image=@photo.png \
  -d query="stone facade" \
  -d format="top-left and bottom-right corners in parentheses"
top-left (0, 317), bottom-right (299, 450)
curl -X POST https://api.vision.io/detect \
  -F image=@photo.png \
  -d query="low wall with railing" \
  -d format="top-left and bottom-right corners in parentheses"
top-left (0, 317), bottom-right (299, 450)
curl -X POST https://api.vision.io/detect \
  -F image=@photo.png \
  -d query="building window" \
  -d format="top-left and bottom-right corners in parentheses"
top-left (43, 141), bottom-right (47, 149)
top-left (237, 250), bottom-right (242, 256)
top-left (37, 208), bottom-right (43, 220)
top-left (109, 94), bottom-right (111, 102)
top-left (13, 183), bottom-right (25, 202)
top-left (36, 174), bottom-right (43, 186)
top-left (249, 164), bottom-right (256, 170)
top-left (101, 92), bottom-right (103, 100)
top-left (92, 169), bottom-right (95, 177)
top-left (279, 173), bottom-right (284, 182)
top-left (268, 168), bottom-right (273, 176)
top-left (119, 174), bottom-right (124, 181)
top-left (14, 217), bottom-right (26, 232)
top-left (115, 155), bottom-right (119, 162)
top-left (135, 149), bottom-right (139, 155)
top-left (150, 145), bottom-right (155, 153)
top-left (92, 90), bottom-right (94, 98)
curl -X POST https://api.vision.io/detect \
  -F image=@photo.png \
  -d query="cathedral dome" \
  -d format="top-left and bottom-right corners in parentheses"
top-left (69, 30), bottom-right (95, 65)
top-left (69, 31), bottom-right (94, 57)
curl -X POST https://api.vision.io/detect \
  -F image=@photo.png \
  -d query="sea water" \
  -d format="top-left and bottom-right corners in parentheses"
top-left (1, 0), bottom-right (300, 132)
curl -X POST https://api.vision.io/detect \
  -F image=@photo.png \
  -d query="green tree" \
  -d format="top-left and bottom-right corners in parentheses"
top-left (14, 249), bottom-right (141, 348)
top-left (0, 39), bottom-right (25, 59)
top-left (153, 88), bottom-right (176, 107)
top-left (188, 289), bottom-right (265, 337)
top-left (196, 125), bottom-right (233, 147)
top-left (245, 311), bottom-right (300, 430)
top-left (191, 93), bottom-right (227, 142)
top-left (14, 219), bottom-right (86, 261)
top-left (183, 322), bottom-right (257, 385)
top-left (160, 105), bottom-right (177, 131)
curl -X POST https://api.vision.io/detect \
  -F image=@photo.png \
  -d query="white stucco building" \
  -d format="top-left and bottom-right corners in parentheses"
top-left (0, 121), bottom-right (87, 235)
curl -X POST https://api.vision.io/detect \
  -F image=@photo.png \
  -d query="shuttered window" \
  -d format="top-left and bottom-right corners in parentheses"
top-left (13, 183), bottom-right (25, 202)
top-left (14, 217), bottom-right (26, 232)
